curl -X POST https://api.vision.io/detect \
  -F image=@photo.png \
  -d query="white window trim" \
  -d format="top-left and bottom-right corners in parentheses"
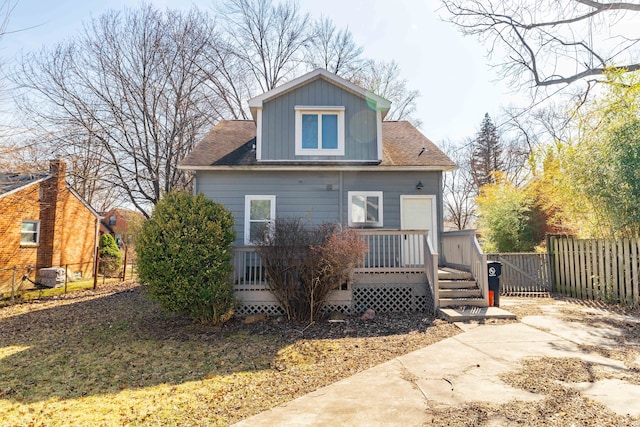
top-left (348, 191), bottom-right (383, 228)
top-left (295, 106), bottom-right (345, 156)
top-left (21, 220), bottom-right (40, 246)
top-left (244, 195), bottom-right (276, 245)
top-left (256, 108), bottom-right (263, 161)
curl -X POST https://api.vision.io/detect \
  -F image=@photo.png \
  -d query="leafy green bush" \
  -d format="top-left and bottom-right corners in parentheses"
top-left (99, 234), bottom-right (122, 276)
top-left (136, 191), bottom-right (236, 323)
top-left (476, 173), bottom-right (545, 252)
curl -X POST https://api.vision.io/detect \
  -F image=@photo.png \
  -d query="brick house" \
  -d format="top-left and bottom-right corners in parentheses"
top-left (0, 159), bottom-right (101, 293)
top-left (100, 208), bottom-right (143, 249)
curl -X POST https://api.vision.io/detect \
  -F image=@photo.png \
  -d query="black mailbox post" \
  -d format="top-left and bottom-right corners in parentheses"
top-left (487, 261), bottom-right (502, 307)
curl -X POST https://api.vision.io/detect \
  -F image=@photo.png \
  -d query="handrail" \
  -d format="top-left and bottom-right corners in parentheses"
top-left (441, 229), bottom-right (476, 270)
top-left (471, 234), bottom-right (488, 303)
top-left (424, 233), bottom-right (439, 310)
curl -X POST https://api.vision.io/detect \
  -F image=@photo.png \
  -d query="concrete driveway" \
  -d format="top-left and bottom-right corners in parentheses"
top-left (233, 297), bottom-right (640, 426)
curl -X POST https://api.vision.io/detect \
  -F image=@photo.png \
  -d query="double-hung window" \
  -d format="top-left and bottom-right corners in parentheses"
top-left (21, 220), bottom-right (40, 245)
top-left (348, 191), bottom-right (383, 227)
top-left (295, 106), bottom-right (345, 156)
top-left (244, 195), bottom-right (276, 244)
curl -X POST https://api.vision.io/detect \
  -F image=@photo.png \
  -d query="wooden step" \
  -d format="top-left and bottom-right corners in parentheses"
top-left (439, 288), bottom-right (482, 299)
top-left (438, 307), bottom-right (516, 322)
top-left (438, 297), bottom-right (488, 308)
top-left (438, 280), bottom-right (478, 289)
top-left (438, 267), bottom-right (473, 281)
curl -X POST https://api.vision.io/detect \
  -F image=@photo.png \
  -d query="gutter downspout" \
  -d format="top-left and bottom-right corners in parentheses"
top-left (339, 171), bottom-right (344, 225)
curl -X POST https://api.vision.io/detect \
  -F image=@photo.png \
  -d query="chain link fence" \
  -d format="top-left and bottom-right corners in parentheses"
top-left (1, 249), bottom-right (137, 305)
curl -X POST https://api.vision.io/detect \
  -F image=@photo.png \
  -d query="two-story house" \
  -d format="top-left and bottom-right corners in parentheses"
top-left (180, 68), bottom-right (469, 315)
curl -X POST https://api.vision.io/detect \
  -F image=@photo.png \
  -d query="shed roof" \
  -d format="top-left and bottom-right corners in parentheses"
top-left (180, 120), bottom-right (456, 170)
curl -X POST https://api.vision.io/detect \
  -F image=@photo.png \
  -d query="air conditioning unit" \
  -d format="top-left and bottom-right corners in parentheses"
top-left (38, 267), bottom-right (66, 288)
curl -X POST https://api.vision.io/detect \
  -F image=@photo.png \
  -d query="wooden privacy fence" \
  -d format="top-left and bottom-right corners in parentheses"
top-left (549, 235), bottom-right (640, 306)
top-left (486, 253), bottom-right (551, 296)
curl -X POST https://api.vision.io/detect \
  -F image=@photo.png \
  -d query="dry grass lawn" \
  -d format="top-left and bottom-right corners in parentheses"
top-left (0, 281), bottom-right (459, 426)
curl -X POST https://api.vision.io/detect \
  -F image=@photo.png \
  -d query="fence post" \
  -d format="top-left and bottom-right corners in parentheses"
top-left (64, 263), bottom-right (68, 294)
top-left (122, 247), bottom-right (128, 281)
top-left (93, 246), bottom-right (100, 290)
top-left (547, 234), bottom-right (557, 293)
top-left (11, 266), bottom-right (16, 305)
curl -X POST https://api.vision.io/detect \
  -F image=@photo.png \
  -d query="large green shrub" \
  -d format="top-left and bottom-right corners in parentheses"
top-left (99, 234), bottom-right (122, 276)
top-left (136, 191), bottom-right (236, 323)
top-left (476, 173), bottom-right (545, 252)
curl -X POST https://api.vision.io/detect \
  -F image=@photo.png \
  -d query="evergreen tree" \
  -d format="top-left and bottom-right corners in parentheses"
top-left (470, 113), bottom-right (504, 191)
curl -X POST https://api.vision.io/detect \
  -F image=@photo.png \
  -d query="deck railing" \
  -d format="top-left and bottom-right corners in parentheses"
top-left (424, 233), bottom-right (439, 310)
top-left (355, 230), bottom-right (430, 274)
top-left (441, 230), bottom-right (475, 269)
top-left (232, 246), bottom-right (268, 290)
top-left (232, 230), bottom-right (435, 288)
top-left (471, 234), bottom-right (488, 302)
top-left (442, 230), bottom-right (488, 303)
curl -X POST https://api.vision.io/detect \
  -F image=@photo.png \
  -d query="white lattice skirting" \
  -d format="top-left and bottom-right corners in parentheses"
top-left (234, 282), bottom-right (434, 317)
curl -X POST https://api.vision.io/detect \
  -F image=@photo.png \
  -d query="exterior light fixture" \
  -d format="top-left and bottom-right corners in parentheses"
top-left (416, 181), bottom-right (423, 190)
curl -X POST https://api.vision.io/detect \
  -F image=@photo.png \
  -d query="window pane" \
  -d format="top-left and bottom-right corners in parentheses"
top-left (321, 114), bottom-right (338, 149)
top-left (22, 222), bottom-right (36, 232)
top-left (21, 233), bottom-right (37, 244)
top-left (250, 200), bottom-right (272, 220)
top-left (366, 196), bottom-right (379, 222)
top-left (301, 114), bottom-right (318, 149)
top-left (351, 195), bottom-right (366, 223)
top-left (249, 222), bottom-right (269, 242)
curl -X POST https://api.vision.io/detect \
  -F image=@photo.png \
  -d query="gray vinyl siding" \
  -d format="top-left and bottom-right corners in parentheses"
top-left (261, 78), bottom-right (378, 161)
top-left (195, 170), bottom-right (341, 244)
top-left (195, 169), bottom-right (444, 252)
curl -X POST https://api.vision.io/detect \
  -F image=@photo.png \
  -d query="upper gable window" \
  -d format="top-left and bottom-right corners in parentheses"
top-left (295, 106), bottom-right (345, 156)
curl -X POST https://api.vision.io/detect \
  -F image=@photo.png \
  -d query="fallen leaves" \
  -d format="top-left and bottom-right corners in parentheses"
top-left (0, 280), bottom-right (459, 426)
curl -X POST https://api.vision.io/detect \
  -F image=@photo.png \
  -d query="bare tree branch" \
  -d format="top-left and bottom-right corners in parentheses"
top-left (11, 5), bottom-right (222, 215)
top-left (442, 0), bottom-right (640, 88)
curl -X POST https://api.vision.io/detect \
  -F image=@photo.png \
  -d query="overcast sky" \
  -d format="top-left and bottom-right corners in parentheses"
top-left (3, 0), bottom-right (517, 144)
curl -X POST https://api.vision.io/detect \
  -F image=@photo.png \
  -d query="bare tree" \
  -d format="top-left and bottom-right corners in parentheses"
top-left (216, 1), bottom-right (421, 124)
top-left (442, 139), bottom-right (476, 230)
top-left (442, 0), bottom-right (640, 88)
top-left (219, 0), bottom-right (311, 92)
top-left (352, 60), bottom-right (422, 127)
top-left (13, 5), bottom-right (222, 215)
top-left (304, 16), bottom-right (364, 79)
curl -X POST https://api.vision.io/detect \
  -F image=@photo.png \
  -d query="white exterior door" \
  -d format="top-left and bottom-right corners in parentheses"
top-left (400, 195), bottom-right (437, 266)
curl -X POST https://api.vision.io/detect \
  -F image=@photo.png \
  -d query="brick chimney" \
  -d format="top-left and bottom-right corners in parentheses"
top-left (37, 159), bottom-right (67, 269)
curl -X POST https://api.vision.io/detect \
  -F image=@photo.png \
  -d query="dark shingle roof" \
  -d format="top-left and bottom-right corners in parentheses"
top-left (181, 120), bottom-right (257, 167)
top-left (0, 172), bottom-right (50, 197)
top-left (180, 119), bottom-right (456, 169)
top-left (380, 121), bottom-right (456, 168)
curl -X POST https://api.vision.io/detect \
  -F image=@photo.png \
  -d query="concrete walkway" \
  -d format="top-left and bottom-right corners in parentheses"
top-left (233, 299), bottom-right (640, 426)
